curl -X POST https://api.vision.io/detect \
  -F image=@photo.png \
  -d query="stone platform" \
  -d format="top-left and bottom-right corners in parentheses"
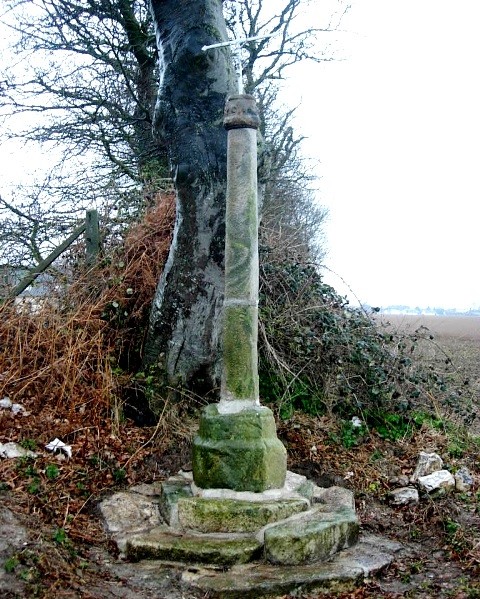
top-left (99, 471), bottom-right (401, 597)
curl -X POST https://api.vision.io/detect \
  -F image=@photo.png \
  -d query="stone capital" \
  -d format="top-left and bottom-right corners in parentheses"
top-left (224, 94), bottom-right (260, 130)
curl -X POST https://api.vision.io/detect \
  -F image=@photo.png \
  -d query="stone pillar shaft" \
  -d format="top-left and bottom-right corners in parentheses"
top-left (221, 121), bottom-right (260, 411)
top-left (219, 94), bottom-right (261, 413)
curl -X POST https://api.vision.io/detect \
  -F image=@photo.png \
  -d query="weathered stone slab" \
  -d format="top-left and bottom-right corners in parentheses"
top-left (192, 404), bottom-right (286, 492)
top-left (183, 533), bottom-right (400, 598)
top-left (126, 527), bottom-right (262, 566)
top-left (177, 497), bottom-right (308, 533)
top-left (183, 562), bottom-right (361, 598)
top-left (333, 533), bottom-right (403, 574)
top-left (263, 507), bottom-right (359, 565)
top-left (98, 492), bottom-right (162, 551)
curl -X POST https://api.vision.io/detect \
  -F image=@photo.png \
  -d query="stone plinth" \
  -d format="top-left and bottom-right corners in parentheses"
top-left (99, 472), bottom-right (401, 597)
top-left (192, 404), bottom-right (287, 492)
top-left (177, 496), bottom-right (307, 533)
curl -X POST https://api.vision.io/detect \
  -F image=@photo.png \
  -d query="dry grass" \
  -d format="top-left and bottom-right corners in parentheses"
top-left (0, 192), bottom-right (178, 586)
top-left (1, 191), bottom-right (175, 422)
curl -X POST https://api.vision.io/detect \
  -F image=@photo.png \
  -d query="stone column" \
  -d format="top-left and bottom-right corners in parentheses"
top-left (220, 94), bottom-right (261, 411)
top-left (192, 95), bottom-right (287, 492)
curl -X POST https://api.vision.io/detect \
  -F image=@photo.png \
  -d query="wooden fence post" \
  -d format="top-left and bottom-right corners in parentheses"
top-left (85, 209), bottom-right (100, 267)
top-left (9, 222), bottom-right (87, 298)
top-left (5, 210), bottom-right (101, 299)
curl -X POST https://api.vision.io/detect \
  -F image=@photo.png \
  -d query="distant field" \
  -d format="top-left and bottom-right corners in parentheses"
top-left (375, 314), bottom-right (480, 341)
top-left (375, 314), bottom-right (480, 433)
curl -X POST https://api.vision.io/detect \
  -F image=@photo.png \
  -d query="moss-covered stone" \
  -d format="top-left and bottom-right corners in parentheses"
top-left (222, 304), bottom-right (258, 400)
top-left (296, 479), bottom-right (316, 501)
top-left (159, 477), bottom-right (193, 526)
top-left (126, 527), bottom-right (262, 565)
top-left (264, 508), bottom-right (359, 565)
top-left (192, 404), bottom-right (287, 492)
top-left (178, 497), bottom-right (307, 533)
top-left (184, 562), bottom-right (361, 598)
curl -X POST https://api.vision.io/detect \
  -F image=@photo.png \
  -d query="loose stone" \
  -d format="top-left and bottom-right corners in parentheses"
top-left (454, 466), bottom-right (473, 492)
top-left (389, 487), bottom-right (419, 505)
top-left (417, 470), bottom-right (455, 494)
top-left (411, 451), bottom-right (443, 482)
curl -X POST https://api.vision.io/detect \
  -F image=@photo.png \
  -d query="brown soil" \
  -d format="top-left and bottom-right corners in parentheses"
top-left (1, 316), bottom-right (479, 598)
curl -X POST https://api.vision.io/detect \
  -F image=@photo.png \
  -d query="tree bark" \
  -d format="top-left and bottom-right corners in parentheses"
top-left (145, 0), bottom-right (236, 395)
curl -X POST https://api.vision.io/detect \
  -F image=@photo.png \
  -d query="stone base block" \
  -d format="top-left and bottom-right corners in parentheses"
top-left (264, 507), bottom-right (359, 565)
top-left (158, 475), bottom-right (193, 526)
top-left (177, 497), bottom-right (308, 533)
top-left (126, 527), bottom-right (262, 566)
top-left (192, 404), bottom-right (287, 492)
top-left (183, 534), bottom-right (402, 598)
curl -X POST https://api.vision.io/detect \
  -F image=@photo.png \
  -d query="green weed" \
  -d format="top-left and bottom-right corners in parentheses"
top-left (4, 555), bottom-right (19, 573)
top-left (19, 439), bottom-right (37, 451)
top-left (53, 528), bottom-right (68, 545)
top-left (45, 464), bottom-right (59, 479)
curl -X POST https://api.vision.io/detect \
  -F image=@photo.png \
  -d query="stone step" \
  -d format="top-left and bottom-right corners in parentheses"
top-left (263, 507), bottom-right (359, 565)
top-left (182, 534), bottom-right (402, 598)
top-left (126, 526), bottom-right (263, 566)
top-left (177, 496), bottom-right (308, 533)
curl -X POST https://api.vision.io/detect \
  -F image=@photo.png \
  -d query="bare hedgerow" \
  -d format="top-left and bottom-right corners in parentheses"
top-left (0, 192), bottom-right (175, 429)
top-left (258, 247), bottom-right (454, 434)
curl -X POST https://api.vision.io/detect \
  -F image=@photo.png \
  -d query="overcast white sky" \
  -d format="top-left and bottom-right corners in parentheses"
top-left (1, 1), bottom-right (480, 310)
top-left (289, 0), bottom-right (480, 310)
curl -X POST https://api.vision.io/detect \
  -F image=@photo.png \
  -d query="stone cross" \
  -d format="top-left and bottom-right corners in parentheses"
top-left (192, 9), bottom-right (286, 492)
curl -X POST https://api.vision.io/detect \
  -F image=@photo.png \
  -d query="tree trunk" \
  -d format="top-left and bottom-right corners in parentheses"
top-left (145, 0), bottom-right (236, 396)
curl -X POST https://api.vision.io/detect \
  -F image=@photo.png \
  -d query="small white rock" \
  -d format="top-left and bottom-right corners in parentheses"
top-left (411, 451), bottom-right (443, 482)
top-left (0, 442), bottom-right (37, 459)
top-left (0, 397), bottom-right (12, 409)
top-left (389, 487), bottom-right (419, 505)
top-left (417, 470), bottom-right (455, 494)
